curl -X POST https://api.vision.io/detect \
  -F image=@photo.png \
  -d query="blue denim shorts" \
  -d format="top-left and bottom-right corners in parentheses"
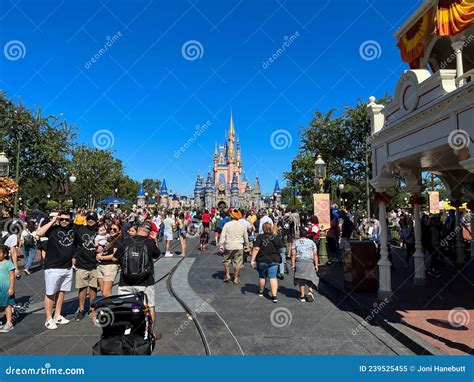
top-left (257, 262), bottom-right (279, 279)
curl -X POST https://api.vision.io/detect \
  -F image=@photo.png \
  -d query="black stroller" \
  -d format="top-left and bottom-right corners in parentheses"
top-left (91, 292), bottom-right (155, 355)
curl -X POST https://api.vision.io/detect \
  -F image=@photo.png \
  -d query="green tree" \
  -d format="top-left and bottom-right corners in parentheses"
top-left (285, 98), bottom-right (391, 211)
top-left (142, 178), bottom-right (162, 196)
top-left (69, 145), bottom-right (128, 209)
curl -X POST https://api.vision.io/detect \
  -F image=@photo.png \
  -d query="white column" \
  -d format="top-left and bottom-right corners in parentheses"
top-left (470, 209), bottom-right (474, 260)
top-left (451, 41), bottom-right (465, 86)
top-left (413, 203), bottom-right (425, 285)
top-left (455, 207), bottom-right (465, 266)
top-left (377, 201), bottom-right (392, 301)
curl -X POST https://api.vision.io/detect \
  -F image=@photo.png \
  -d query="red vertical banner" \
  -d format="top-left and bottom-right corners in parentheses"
top-left (429, 191), bottom-right (440, 214)
top-left (313, 193), bottom-right (330, 230)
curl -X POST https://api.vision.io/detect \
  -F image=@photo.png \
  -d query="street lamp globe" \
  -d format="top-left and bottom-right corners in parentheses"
top-left (69, 174), bottom-right (77, 183)
top-left (314, 155), bottom-right (327, 180)
top-left (338, 183), bottom-right (344, 191)
top-left (47, 194), bottom-right (51, 199)
top-left (0, 151), bottom-right (10, 177)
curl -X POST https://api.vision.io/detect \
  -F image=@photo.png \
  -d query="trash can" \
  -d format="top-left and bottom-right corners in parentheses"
top-left (343, 240), bottom-right (378, 292)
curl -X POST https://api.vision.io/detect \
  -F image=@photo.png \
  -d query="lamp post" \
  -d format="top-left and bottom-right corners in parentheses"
top-left (314, 155), bottom-right (327, 193)
top-left (0, 152), bottom-right (10, 177)
top-left (314, 155), bottom-right (329, 265)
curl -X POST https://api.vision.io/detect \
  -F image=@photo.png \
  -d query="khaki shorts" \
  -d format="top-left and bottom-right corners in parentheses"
top-left (97, 264), bottom-right (119, 282)
top-left (118, 285), bottom-right (155, 307)
top-left (222, 249), bottom-right (244, 268)
top-left (75, 268), bottom-right (98, 289)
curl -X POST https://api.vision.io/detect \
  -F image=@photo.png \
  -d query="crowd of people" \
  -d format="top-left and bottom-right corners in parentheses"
top-left (0, 202), bottom-right (471, 336)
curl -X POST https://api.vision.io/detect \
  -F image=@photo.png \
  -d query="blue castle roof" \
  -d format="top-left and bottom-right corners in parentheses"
top-left (273, 179), bottom-right (281, 194)
top-left (160, 179), bottom-right (169, 195)
top-left (137, 184), bottom-right (145, 196)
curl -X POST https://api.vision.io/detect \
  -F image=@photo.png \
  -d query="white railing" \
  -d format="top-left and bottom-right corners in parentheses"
top-left (455, 69), bottom-right (474, 87)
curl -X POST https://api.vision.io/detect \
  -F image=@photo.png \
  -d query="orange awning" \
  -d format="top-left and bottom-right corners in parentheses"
top-left (435, 0), bottom-right (474, 36)
top-left (397, 0), bottom-right (474, 68)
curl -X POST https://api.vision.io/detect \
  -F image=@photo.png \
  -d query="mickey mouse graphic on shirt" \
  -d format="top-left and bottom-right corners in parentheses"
top-left (57, 230), bottom-right (75, 247)
top-left (81, 233), bottom-right (96, 251)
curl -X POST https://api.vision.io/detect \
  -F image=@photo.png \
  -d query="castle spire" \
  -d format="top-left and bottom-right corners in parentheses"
top-left (229, 109), bottom-right (235, 138)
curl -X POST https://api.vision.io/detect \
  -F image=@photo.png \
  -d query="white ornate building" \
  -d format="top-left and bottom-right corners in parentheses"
top-left (368, 0), bottom-right (473, 299)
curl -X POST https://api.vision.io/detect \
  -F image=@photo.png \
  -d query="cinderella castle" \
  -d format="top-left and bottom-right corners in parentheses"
top-left (193, 111), bottom-right (273, 210)
top-left (142, 111), bottom-right (283, 210)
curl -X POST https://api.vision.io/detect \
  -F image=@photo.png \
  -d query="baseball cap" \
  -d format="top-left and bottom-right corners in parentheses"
top-left (86, 212), bottom-right (98, 221)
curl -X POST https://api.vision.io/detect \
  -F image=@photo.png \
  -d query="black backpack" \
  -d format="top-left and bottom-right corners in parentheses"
top-left (23, 230), bottom-right (35, 247)
top-left (122, 239), bottom-right (150, 280)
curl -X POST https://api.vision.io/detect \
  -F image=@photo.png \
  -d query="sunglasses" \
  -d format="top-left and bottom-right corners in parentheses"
top-left (111, 228), bottom-right (119, 232)
top-left (59, 218), bottom-right (70, 222)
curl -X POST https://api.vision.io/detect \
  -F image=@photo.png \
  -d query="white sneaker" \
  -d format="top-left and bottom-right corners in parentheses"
top-left (54, 315), bottom-right (70, 325)
top-left (45, 319), bottom-right (58, 330)
top-left (0, 322), bottom-right (13, 333)
top-left (164, 252), bottom-right (173, 257)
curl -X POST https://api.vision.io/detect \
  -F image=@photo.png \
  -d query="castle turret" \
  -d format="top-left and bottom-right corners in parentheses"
top-left (273, 179), bottom-right (282, 207)
top-left (227, 110), bottom-right (235, 162)
top-left (230, 172), bottom-right (240, 209)
top-left (252, 176), bottom-right (261, 209)
top-left (137, 184), bottom-right (146, 208)
top-left (205, 172), bottom-right (214, 210)
top-left (160, 179), bottom-right (169, 208)
top-left (194, 175), bottom-right (203, 208)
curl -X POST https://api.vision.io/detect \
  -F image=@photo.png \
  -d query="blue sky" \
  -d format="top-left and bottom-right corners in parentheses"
top-left (1, 0), bottom-right (422, 195)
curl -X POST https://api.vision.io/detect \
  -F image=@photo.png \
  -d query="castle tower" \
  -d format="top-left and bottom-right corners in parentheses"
top-left (227, 110), bottom-right (235, 163)
top-left (273, 179), bottom-right (282, 208)
top-left (205, 172), bottom-right (214, 210)
top-left (253, 176), bottom-right (261, 209)
top-left (137, 184), bottom-right (146, 208)
top-left (194, 175), bottom-right (203, 209)
top-left (160, 179), bottom-right (169, 208)
top-left (230, 172), bottom-right (240, 209)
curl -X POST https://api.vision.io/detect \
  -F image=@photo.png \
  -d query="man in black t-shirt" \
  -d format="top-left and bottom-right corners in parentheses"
top-left (37, 211), bottom-right (76, 330)
top-left (73, 212), bottom-right (98, 321)
top-left (113, 221), bottom-right (160, 334)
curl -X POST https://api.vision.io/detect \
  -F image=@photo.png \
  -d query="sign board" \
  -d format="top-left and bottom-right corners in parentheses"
top-left (313, 193), bottom-right (330, 230)
top-left (429, 191), bottom-right (440, 214)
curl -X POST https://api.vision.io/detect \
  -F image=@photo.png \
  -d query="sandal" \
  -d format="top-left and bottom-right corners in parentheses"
top-left (233, 278), bottom-right (241, 285)
top-left (224, 276), bottom-right (231, 282)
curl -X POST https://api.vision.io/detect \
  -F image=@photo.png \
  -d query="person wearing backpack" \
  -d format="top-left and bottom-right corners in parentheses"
top-left (20, 220), bottom-right (38, 275)
top-left (113, 221), bottom-right (160, 336)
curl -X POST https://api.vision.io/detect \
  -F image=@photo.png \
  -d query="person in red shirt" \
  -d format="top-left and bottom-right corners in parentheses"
top-left (202, 210), bottom-right (211, 229)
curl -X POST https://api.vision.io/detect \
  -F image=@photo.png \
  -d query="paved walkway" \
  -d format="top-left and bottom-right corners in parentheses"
top-left (318, 246), bottom-right (474, 355)
top-left (0, 237), bottom-right (414, 355)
